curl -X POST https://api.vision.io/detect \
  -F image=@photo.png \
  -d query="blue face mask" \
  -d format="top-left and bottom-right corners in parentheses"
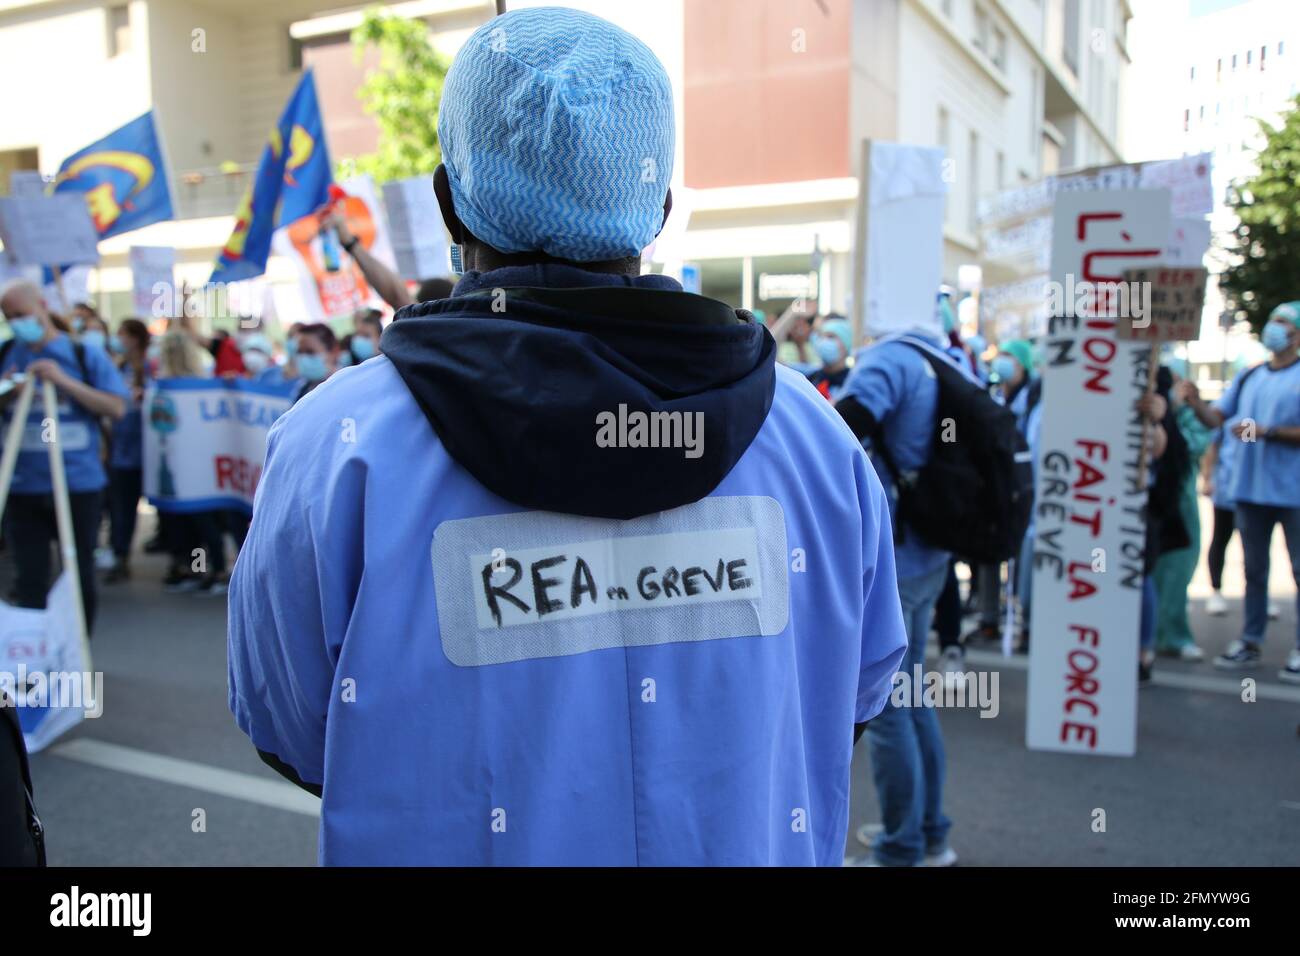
top-left (7, 316), bottom-right (44, 344)
top-left (992, 355), bottom-right (1020, 383)
top-left (1262, 321), bottom-right (1293, 353)
top-left (285, 338), bottom-right (299, 359)
top-left (351, 336), bottom-right (377, 361)
top-left (296, 353), bottom-right (328, 382)
top-left (82, 330), bottom-right (107, 351)
top-left (812, 335), bottom-right (842, 365)
top-left (108, 334), bottom-right (125, 355)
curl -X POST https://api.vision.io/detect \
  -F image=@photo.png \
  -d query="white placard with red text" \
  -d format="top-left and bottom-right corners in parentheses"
top-left (1026, 188), bottom-right (1172, 757)
top-left (142, 379), bottom-right (293, 513)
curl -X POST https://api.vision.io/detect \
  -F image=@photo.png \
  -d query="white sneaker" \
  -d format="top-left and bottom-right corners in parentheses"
top-left (939, 646), bottom-right (969, 691)
top-left (1280, 650), bottom-right (1300, 685)
top-left (1205, 591), bottom-right (1228, 616)
top-left (920, 847), bottom-right (959, 867)
top-left (1268, 602), bottom-right (1281, 620)
top-left (855, 822), bottom-right (883, 848)
top-left (1179, 643), bottom-right (1205, 662)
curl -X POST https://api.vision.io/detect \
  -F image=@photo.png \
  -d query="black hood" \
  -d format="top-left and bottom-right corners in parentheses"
top-left (382, 264), bottom-right (776, 520)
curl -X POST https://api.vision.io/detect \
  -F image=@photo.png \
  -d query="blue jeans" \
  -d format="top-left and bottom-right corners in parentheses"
top-left (1237, 502), bottom-right (1300, 649)
top-left (865, 561), bottom-right (952, 865)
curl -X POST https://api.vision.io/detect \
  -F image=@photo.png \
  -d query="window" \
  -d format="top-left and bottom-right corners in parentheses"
top-left (1260, 45), bottom-right (1266, 70)
top-left (1246, 49), bottom-right (1252, 65)
top-left (996, 150), bottom-right (1005, 189)
top-left (1183, 108), bottom-right (1190, 132)
top-left (1231, 53), bottom-right (1237, 70)
top-left (1063, 0), bottom-right (1080, 75)
top-left (938, 106), bottom-right (950, 151)
top-left (1199, 104), bottom-right (1205, 119)
top-left (106, 5), bottom-right (130, 58)
top-left (1030, 67), bottom-right (1040, 151)
top-left (1216, 57), bottom-right (1222, 81)
top-left (1279, 41), bottom-right (1285, 55)
top-left (974, 5), bottom-right (990, 54)
top-left (1190, 65), bottom-right (1196, 80)
top-left (968, 131), bottom-right (980, 233)
top-left (942, 0), bottom-right (954, 16)
top-left (287, 33), bottom-right (305, 72)
top-left (992, 26), bottom-right (1007, 70)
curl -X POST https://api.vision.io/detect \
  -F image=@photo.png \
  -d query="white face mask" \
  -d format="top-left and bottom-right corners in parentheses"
top-left (243, 351), bottom-right (270, 374)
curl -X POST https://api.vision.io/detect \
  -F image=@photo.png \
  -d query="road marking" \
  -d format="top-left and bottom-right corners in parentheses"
top-left (960, 648), bottom-right (1300, 703)
top-left (47, 738), bottom-right (321, 817)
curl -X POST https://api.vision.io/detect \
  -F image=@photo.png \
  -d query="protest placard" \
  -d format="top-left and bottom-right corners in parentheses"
top-left (381, 176), bottom-right (449, 280)
top-left (1026, 188), bottom-right (1171, 758)
top-left (143, 379), bottom-right (295, 513)
top-left (129, 246), bottom-right (176, 318)
top-left (854, 141), bottom-right (946, 341)
top-left (0, 195), bottom-right (100, 266)
top-left (1118, 266), bottom-right (1208, 342)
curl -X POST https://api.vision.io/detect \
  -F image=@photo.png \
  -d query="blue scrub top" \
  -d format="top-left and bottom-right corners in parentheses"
top-left (1, 334), bottom-right (127, 494)
top-left (109, 366), bottom-right (149, 471)
top-left (228, 360), bottom-right (908, 866)
top-left (840, 332), bottom-right (973, 581)
top-left (1215, 360), bottom-right (1300, 509)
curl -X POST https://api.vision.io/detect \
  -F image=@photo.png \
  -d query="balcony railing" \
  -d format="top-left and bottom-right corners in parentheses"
top-left (172, 163), bottom-right (256, 220)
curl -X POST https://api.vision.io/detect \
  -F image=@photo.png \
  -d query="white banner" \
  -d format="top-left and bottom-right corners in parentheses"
top-left (0, 195), bottom-right (99, 266)
top-left (143, 379), bottom-right (294, 512)
top-left (1026, 188), bottom-right (1172, 757)
top-left (0, 572), bottom-right (95, 753)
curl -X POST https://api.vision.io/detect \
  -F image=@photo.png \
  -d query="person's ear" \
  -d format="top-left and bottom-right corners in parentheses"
top-left (433, 165), bottom-right (465, 245)
top-left (657, 188), bottom-right (673, 237)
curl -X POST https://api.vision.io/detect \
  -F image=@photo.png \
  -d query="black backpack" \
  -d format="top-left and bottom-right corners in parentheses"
top-left (875, 337), bottom-right (1034, 564)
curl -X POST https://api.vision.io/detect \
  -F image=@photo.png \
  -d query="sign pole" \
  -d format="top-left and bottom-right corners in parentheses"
top-left (0, 377), bottom-right (36, 527)
top-left (43, 379), bottom-right (91, 668)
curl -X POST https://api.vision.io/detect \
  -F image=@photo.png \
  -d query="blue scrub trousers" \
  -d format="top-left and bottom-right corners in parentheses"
top-left (865, 561), bottom-right (952, 865)
top-left (1238, 502), bottom-right (1300, 648)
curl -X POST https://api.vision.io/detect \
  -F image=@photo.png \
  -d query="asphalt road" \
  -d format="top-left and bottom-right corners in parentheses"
top-left (10, 500), bottom-right (1300, 866)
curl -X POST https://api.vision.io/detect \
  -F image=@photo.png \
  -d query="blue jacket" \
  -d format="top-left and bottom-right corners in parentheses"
top-left (228, 265), bottom-right (907, 865)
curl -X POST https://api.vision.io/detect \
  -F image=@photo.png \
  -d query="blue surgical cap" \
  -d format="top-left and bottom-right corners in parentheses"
top-left (437, 7), bottom-right (676, 263)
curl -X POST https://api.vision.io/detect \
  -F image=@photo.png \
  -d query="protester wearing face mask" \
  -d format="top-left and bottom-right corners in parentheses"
top-left (1184, 301), bottom-right (1300, 681)
top-left (290, 323), bottom-right (340, 403)
top-left (238, 334), bottom-right (280, 386)
top-left (104, 319), bottom-right (151, 583)
top-left (77, 310), bottom-right (111, 353)
top-left (806, 317), bottom-right (853, 401)
top-left (0, 280), bottom-right (128, 633)
top-left (351, 309), bottom-right (382, 364)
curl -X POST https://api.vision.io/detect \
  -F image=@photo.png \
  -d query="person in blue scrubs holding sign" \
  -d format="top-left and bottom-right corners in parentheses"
top-left (228, 7), bottom-right (907, 867)
top-left (0, 280), bottom-right (127, 632)
top-left (1185, 301), bottom-right (1300, 682)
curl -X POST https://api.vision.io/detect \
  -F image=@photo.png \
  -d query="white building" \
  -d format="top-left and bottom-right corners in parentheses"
top-left (0, 0), bottom-right (1129, 326)
top-left (1125, 0), bottom-right (1300, 370)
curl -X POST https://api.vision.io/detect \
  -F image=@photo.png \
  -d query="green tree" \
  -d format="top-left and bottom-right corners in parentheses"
top-left (1220, 93), bottom-right (1300, 334)
top-left (338, 7), bottom-right (450, 184)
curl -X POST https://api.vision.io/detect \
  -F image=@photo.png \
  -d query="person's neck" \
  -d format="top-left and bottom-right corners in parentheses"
top-left (1268, 349), bottom-right (1299, 370)
top-left (466, 244), bottom-right (640, 277)
top-left (36, 325), bottom-right (58, 350)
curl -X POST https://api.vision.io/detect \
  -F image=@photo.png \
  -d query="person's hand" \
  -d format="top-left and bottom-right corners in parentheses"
top-left (1200, 476), bottom-right (1215, 498)
top-left (27, 359), bottom-right (72, 390)
top-left (1230, 420), bottom-right (1255, 440)
top-left (1171, 379), bottom-right (1193, 408)
top-left (1136, 391), bottom-right (1168, 422)
top-left (318, 207), bottom-right (354, 246)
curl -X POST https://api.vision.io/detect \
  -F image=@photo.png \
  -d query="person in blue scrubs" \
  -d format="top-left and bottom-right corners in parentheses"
top-left (1184, 301), bottom-right (1300, 681)
top-left (0, 280), bottom-right (127, 632)
top-left (833, 329), bottom-right (974, 867)
top-left (104, 318), bottom-right (152, 583)
top-left (227, 7), bottom-right (907, 866)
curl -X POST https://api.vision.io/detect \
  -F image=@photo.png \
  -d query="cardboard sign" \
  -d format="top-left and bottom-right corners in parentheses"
top-left (0, 195), bottom-right (100, 266)
top-left (1139, 152), bottom-right (1214, 218)
top-left (856, 141), bottom-right (946, 340)
top-left (1026, 188), bottom-right (1172, 758)
top-left (381, 176), bottom-right (449, 281)
top-left (1118, 266), bottom-right (1207, 342)
top-left (129, 246), bottom-right (176, 318)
